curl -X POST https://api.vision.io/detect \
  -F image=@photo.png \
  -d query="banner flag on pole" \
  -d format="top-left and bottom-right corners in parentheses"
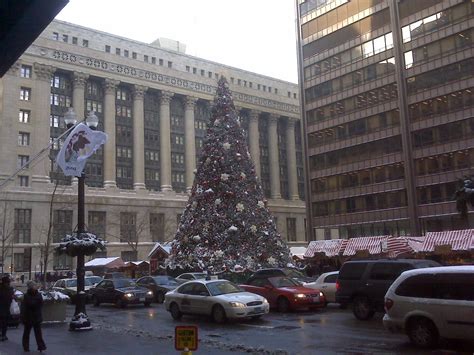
top-left (56, 123), bottom-right (107, 177)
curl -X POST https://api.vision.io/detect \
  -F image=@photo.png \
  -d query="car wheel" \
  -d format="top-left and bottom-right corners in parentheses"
top-left (212, 305), bottom-right (227, 324)
top-left (408, 318), bottom-right (438, 348)
top-left (170, 303), bottom-right (182, 320)
top-left (156, 292), bottom-right (165, 304)
top-left (352, 296), bottom-right (374, 320)
top-left (144, 301), bottom-right (151, 307)
top-left (116, 297), bottom-right (127, 308)
top-left (92, 295), bottom-right (100, 307)
top-left (277, 297), bottom-right (290, 313)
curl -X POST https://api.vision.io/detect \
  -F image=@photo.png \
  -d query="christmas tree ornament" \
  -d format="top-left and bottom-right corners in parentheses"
top-left (223, 142), bottom-right (231, 150)
top-left (221, 173), bottom-right (230, 181)
top-left (236, 203), bottom-right (245, 212)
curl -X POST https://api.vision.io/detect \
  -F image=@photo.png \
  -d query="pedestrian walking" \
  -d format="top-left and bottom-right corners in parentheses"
top-left (0, 276), bottom-right (14, 341)
top-left (21, 281), bottom-right (46, 352)
top-left (20, 274), bottom-right (25, 284)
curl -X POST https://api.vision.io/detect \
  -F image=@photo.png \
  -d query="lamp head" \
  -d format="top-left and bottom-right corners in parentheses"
top-left (63, 108), bottom-right (78, 129)
top-left (86, 111), bottom-right (99, 130)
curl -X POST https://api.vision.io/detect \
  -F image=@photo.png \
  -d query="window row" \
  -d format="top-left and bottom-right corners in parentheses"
top-left (417, 181), bottom-right (458, 205)
top-left (145, 150), bottom-right (160, 162)
top-left (310, 135), bottom-right (402, 170)
top-left (305, 58), bottom-right (395, 102)
top-left (50, 93), bottom-right (71, 107)
top-left (415, 150), bottom-right (473, 176)
top-left (312, 190), bottom-right (407, 217)
top-left (172, 153), bottom-right (184, 165)
top-left (86, 100), bottom-right (103, 114)
top-left (19, 110), bottom-right (30, 123)
top-left (51, 74), bottom-right (71, 91)
top-left (116, 105), bottom-right (132, 118)
top-left (404, 29), bottom-right (473, 69)
top-left (52, 31), bottom-right (88, 47)
top-left (307, 83), bottom-right (398, 123)
top-left (311, 163), bottom-right (405, 194)
top-left (116, 146), bottom-right (132, 159)
top-left (407, 57), bottom-right (474, 95)
top-left (116, 167), bottom-right (132, 179)
top-left (304, 32), bottom-right (393, 80)
top-left (145, 169), bottom-right (160, 181)
top-left (308, 110), bottom-right (400, 147)
top-left (401, 2), bottom-right (473, 43)
top-left (409, 88), bottom-right (474, 122)
top-left (172, 173), bottom-right (185, 183)
top-left (20, 87), bottom-right (31, 101)
top-left (412, 117), bottom-right (474, 148)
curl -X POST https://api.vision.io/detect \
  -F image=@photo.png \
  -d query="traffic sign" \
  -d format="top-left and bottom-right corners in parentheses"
top-left (175, 325), bottom-right (198, 351)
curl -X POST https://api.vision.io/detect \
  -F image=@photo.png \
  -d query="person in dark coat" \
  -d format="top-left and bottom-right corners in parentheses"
top-left (0, 276), bottom-right (14, 341)
top-left (21, 281), bottom-right (46, 352)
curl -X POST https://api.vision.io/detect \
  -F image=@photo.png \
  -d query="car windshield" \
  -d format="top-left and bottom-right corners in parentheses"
top-left (192, 273), bottom-right (207, 279)
top-left (66, 279), bottom-right (92, 287)
top-left (270, 277), bottom-right (300, 288)
top-left (207, 281), bottom-right (243, 296)
top-left (114, 279), bottom-right (136, 288)
top-left (285, 269), bottom-right (306, 279)
top-left (86, 276), bottom-right (102, 284)
top-left (153, 276), bottom-right (178, 286)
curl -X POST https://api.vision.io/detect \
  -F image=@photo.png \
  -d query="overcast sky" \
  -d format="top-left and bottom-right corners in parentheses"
top-left (55, 0), bottom-right (299, 83)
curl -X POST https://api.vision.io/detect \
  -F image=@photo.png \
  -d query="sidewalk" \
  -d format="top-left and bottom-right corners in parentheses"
top-left (0, 323), bottom-right (239, 355)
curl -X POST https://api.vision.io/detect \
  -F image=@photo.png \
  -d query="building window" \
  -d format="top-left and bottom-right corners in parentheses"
top-left (186, 66), bottom-right (190, 72)
top-left (116, 48), bottom-right (121, 55)
top-left (88, 211), bottom-right (106, 240)
top-left (132, 52), bottom-right (137, 59)
top-left (167, 61), bottom-right (172, 68)
top-left (13, 254), bottom-right (25, 272)
top-left (20, 65), bottom-right (32, 78)
top-left (52, 32), bottom-right (59, 40)
top-left (151, 57), bottom-right (156, 64)
top-left (20, 87), bottom-right (31, 101)
top-left (124, 50), bottom-right (129, 57)
top-left (53, 210), bottom-right (73, 243)
top-left (14, 209), bottom-right (31, 243)
top-left (54, 253), bottom-right (72, 270)
top-left (120, 212), bottom-right (136, 243)
top-left (288, 91), bottom-right (291, 97)
top-left (150, 213), bottom-right (165, 242)
top-left (159, 59), bottom-right (163, 66)
top-left (287, 218), bottom-right (297, 241)
top-left (82, 39), bottom-right (89, 47)
top-left (293, 93), bottom-right (297, 99)
top-left (62, 34), bottom-right (68, 43)
top-left (17, 155), bottom-right (29, 169)
top-left (192, 67), bottom-right (197, 74)
top-left (208, 71), bottom-right (212, 78)
top-left (274, 88), bottom-right (278, 94)
top-left (121, 250), bottom-right (137, 262)
top-left (201, 69), bottom-right (205, 76)
top-left (19, 110), bottom-right (30, 123)
top-left (144, 55), bottom-right (149, 62)
top-left (72, 37), bottom-right (78, 45)
top-left (18, 132), bottom-right (30, 146)
top-left (18, 176), bottom-right (29, 187)
top-left (105, 45), bottom-right (111, 53)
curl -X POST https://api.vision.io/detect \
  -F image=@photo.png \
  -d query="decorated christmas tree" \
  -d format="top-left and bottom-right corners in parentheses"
top-left (166, 77), bottom-right (291, 272)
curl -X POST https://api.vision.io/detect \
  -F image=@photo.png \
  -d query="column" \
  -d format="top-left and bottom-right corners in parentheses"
top-left (103, 78), bottom-right (119, 189)
top-left (132, 85), bottom-right (147, 191)
top-left (184, 96), bottom-right (197, 193)
top-left (268, 114), bottom-right (281, 199)
top-left (159, 91), bottom-right (174, 192)
top-left (32, 63), bottom-right (55, 186)
top-left (248, 110), bottom-right (261, 178)
top-left (72, 72), bottom-right (88, 119)
top-left (286, 118), bottom-right (299, 200)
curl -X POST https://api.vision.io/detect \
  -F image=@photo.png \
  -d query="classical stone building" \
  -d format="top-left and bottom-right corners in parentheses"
top-left (296, 0), bottom-right (474, 240)
top-left (0, 20), bottom-right (305, 274)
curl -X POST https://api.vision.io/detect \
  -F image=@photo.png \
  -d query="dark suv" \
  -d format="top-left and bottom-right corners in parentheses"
top-left (335, 259), bottom-right (440, 320)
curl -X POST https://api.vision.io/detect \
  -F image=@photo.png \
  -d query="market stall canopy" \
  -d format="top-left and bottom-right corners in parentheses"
top-left (124, 261), bottom-right (150, 267)
top-left (342, 236), bottom-right (389, 257)
top-left (420, 229), bottom-right (474, 253)
top-left (85, 257), bottom-right (126, 269)
top-left (290, 246), bottom-right (307, 259)
top-left (0, 0), bottom-right (69, 77)
top-left (304, 239), bottom-right (347, 258)
top-left (148, 242), bottom-right (171, 259)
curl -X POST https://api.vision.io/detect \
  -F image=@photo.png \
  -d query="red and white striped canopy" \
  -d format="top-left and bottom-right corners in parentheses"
top-left (342, 235), bottom-right (389, 256)
top-left (304, 239), bottom-right (347, 258)
top-left (387, 237), bottom-right (419, 258)
top-left (420, 229), bottom-right (474, 252)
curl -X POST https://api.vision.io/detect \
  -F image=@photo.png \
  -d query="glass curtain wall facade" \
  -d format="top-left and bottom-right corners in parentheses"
top-left (296, 0), bottom-right (474, 240)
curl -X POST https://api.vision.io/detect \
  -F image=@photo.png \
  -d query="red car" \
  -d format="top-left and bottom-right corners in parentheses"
top-left (240, 276), bottom-right (325, 312)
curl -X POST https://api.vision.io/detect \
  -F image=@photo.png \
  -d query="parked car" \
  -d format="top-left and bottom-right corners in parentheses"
top-left (175, 272), bottom-right (208, 284)
top-left (52, 278), bottom-right (94, 303)
top-left (240, 276), bottom-right (325, 312)
top-left (249, 268), bottom-right (315, 284)
top-left (103, 272), bottom-right (125, 279)
top-left (305, 271), bottom-right (338, 304)
top-left (90, 278), bottom-right (154, 308)
top-left (85, 276), bottom-right (103, 287)
top-left (164, 279), bottom-right (269, 323)
top-left (136, 276), bottom-right (179, 303)
top-left (383, 265), bottom-right (474, 348)
top-left (335, 259), bottom-right (440, 320)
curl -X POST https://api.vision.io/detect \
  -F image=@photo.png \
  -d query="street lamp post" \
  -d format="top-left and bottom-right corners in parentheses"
top-left (63, 108), bottom-right (99, 331)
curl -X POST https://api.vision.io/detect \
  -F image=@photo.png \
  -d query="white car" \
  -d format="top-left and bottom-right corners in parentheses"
top-left (175, 272), bottom-right (208, 284)
top-left (52, 278), bottom-right (93, 301)
top-left (164, 279), bottom-right (270, 323)
top-left (383, 265), bottom-right (474, 348)
top-left (304, 271), bottom-right (338, 304)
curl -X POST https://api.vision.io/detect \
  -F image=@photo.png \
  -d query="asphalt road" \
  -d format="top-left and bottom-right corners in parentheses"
top-left (86, 302), bottom-right (474, 354)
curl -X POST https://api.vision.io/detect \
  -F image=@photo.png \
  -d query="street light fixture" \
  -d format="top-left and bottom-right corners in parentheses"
top-left (63, 107), bottom-right (78, 128)
top-left (85, 111), bottom-right (99, 130)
